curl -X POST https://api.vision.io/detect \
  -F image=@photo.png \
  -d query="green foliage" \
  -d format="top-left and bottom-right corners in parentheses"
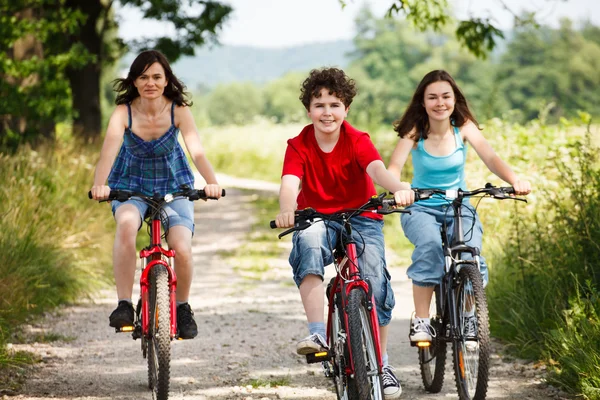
top-left (487, 120), bottom-right (600, 397)
top-left (207, 82), bottom-right (264, 126)
top-left (0, 141), bottom-right (113, 365)
top-left (121, 0), bottom-right (233, 63)
top-left (497, 20), bottom-right (600, 123)
top-left (0, 0), bottom-right (94, 148)
top-left (263, 72), bottom-right (307, 123)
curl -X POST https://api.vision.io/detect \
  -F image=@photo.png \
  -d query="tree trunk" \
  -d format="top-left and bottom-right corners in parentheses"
top-left (66, 0), bottom-right (105, 142)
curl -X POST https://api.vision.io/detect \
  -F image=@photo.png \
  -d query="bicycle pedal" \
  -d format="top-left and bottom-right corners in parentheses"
top-left (410, 340), bottom-right (432, 348)
top-left (115, 325), bottom-right (135, 333)
top-left (306, 350), bottom-right (331, 364)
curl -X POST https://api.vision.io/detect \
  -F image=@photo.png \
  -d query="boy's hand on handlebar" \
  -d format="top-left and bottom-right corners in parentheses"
top-left (392, 189), bottom-right (415, 207)
top-left (90, 185), bottom-right (111, 201)
top-left (203, 184), bottom-right (222, 199)
top-left (275, 210), bottom-right (296, 228)
top-left (512, 180), bottom-right (531, 195)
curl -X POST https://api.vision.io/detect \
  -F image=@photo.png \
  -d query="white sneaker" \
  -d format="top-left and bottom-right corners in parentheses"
top-left (409, 317), bottom-right (436, 342)
top-left (296, 333), bottom-right (328, 355)
top-left (382, 365), bottom-right (402, 399)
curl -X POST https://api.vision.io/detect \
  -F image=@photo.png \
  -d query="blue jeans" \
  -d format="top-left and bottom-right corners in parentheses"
top-left (111, 197), bottom-right (195, 233)
top-left (289, 216), bottom-right (395, 326)
top-left (401, 203), bottom-right (488, 287)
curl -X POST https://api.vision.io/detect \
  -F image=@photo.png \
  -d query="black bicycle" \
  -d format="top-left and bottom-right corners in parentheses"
top-left (271, 193), bottom-right (407, 400)
top-left (410, 183), bottom-right (526, 400)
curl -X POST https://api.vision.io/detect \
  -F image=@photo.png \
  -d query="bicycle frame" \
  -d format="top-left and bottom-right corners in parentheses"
top-left (326, 218), bottom-right (383, 375)
top-left (138, 216), bottom-right (178, 339)
top-left (438, 195), bottom-right (482, 343)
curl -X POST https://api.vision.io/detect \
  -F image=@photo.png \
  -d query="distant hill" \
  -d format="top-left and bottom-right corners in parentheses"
top-left (150, 40), bottom-right (355, 91)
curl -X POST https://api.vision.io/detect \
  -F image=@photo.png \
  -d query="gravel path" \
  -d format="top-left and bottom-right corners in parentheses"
top-left (9, 184), bottom-right (564, 400)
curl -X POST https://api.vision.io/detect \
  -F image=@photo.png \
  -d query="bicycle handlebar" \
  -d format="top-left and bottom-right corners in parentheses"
top-left (269, 193), bottom-right (408, 239)
top-left (413, 183), bottom-right (527, 203)
top-left (88, 187), bottom-right (226, 203)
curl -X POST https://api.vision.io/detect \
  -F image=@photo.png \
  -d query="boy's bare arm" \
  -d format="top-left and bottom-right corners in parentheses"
top-left (366, 160), bottom-right (414, 206)
top-left (276, 174), bottom-right (301, 228)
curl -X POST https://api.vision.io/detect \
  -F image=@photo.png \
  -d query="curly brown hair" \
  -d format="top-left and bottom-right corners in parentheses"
top-left (392, 69), bottom-right (480, 140)
top-left (299, 67), bottom-right (357, 110)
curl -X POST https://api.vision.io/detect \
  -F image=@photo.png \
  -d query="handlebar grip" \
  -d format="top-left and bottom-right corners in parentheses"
top-left (88, 191), bottom-right (92, 199)
top-left (270, 220), bottom-right (277, 229)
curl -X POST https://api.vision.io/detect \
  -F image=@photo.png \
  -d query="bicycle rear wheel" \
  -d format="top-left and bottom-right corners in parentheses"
top-left (419, 285), bottom-right (447, 393)
top-left (147, 265), bottom-right (171, 400)
top-left (452, 264), bottom-right (490, 400)
top-left (347, 288), bottom-right (384, 400)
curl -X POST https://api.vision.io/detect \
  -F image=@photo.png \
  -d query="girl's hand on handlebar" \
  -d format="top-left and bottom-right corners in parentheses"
top-left (512, 180), bottom-right (531, 195)
top-left (203, 184), bottom-right (222, 199)
top-left (392, 188), bottom-right (415, 207)
top-left (90, 185), bottom-right (111, 201)
top-left (275, 210), bottom-right (296, 228)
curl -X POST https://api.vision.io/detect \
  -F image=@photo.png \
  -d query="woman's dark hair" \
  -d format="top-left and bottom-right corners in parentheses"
top-left (300, 67), bottom-right (357, 110)
top-left (113, 50), bottom-right (192, 106)
top-left (392, 69), bottom-right (480, 140)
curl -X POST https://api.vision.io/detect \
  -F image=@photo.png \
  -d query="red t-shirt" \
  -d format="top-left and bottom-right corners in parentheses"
top-left (282, 121), bottom-right (383, 220)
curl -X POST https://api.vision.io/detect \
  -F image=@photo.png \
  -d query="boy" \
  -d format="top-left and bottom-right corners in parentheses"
top-left (273, 67), bottom-right (410, 399)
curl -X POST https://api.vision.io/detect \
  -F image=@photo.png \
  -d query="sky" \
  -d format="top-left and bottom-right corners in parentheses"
top-left (117, 0), bottom-right (600, 48)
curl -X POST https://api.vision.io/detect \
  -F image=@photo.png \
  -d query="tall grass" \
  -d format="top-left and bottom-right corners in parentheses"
top-left (487, 122), bottom-right (600, 399)
top-left (0, 141), bottom-right (114, 369)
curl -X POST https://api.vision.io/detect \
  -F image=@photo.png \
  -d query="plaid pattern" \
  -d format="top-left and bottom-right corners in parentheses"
top-left (108, 103), bottom-right (194, 196)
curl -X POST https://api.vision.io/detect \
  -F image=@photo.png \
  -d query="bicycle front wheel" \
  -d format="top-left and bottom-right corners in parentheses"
top-left (419, 285), bottom-right (446, 393)
top-left (347, 288), bottom-right (384, 400)
top-left (147, 265), bottom-right (171, 400)
top-left (329, 291), bottom-right (357, 400)
top-left (452, 264), bottom-right (490, 400)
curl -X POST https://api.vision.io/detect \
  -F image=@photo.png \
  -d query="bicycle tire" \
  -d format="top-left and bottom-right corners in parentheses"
top-left (347, 288), bottom-right (384, 400)
top-left (452, 264), bottom-right (490, 400)
top-left (419, 285), bottom-right (447, 393)
top-left (147, 265), bottom-right (171, 400)
top-left (329, 291), bottom-right (357, 400)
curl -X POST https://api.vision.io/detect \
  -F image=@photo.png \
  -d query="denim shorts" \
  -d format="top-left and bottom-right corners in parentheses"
top-left (289, 216), bottom-right (395, 326)
top-left (400, 203), bottom-right (488, 287)
top-left (111, 197), bottom-right (195, 233)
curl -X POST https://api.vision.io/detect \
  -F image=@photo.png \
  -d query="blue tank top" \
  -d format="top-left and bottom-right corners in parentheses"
top-left (107, 102), bottom-right (195, 196)
top-left (411, 126), bottom-right (468, 206)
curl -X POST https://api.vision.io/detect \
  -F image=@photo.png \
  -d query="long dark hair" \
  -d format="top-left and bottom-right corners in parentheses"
top-left (392, 70), bottom-right (479, 140)
top-left (113, 50), bottom-right (192, 106)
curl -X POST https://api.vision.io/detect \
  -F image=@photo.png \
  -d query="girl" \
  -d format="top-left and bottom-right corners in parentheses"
top-left (388, 70), bottom-right (531, 342)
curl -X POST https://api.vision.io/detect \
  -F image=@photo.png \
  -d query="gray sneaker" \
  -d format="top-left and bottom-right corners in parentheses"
top-left (382, 365), bottom-right (402, 399)
top-left (296, 333), bottom-right (328, 355)
top-left (463, 314), bottom-right (478, 350)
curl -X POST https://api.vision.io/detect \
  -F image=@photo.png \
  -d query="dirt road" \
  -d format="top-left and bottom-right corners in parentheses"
top-left (10, 186), bottom-right (562, 400)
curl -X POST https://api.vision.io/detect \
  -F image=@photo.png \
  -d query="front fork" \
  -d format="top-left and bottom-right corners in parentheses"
top-left (133, 254), bottom-right (178, 339)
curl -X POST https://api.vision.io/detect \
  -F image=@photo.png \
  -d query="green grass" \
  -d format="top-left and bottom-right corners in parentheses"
top-left (245, 376), bottom-right (292, 388)
top-left (0, 141), bottom-right (114, 373)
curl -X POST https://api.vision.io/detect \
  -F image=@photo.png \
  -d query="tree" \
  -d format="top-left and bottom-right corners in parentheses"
top-left (342, 0), bottom-right (562, 59)
top-left (206, 82), bottom-right (263, 126)
top-left (0, 0), bottom-right (93, 149)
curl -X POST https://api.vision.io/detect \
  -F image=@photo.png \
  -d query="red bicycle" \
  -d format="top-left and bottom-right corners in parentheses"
top-left (271, 193), bottom-right (407, 400)
top-left (89, 186), bottom-right (224, 400)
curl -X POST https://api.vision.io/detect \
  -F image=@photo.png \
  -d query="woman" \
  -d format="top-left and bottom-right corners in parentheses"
top-left (90, 50), bottom-right (222, 339)
top-left (388, 70), bottom-right (531, 342)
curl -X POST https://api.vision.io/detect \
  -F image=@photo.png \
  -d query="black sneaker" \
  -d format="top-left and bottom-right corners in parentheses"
top-left (382, 365), bottom-right (402, 399)
top-left (177, 303), bottom-right (198, 339)
top-left (109, 300), bottom-right (134, 328)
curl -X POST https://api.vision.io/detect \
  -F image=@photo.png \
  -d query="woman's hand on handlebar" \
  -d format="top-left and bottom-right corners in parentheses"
top-left (203, 184), bottom-right (222, 199)
top-left (512, 180), bottom-right (531, 196)
top-left (90, 185), bottom-right (111, 201)
top-left (275, 210), bottom-right (296, 228)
